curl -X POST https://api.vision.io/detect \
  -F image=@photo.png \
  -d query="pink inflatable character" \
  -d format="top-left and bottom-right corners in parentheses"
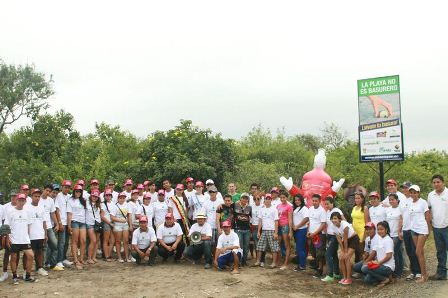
top-left (280, 149), bottom-right (344, 207)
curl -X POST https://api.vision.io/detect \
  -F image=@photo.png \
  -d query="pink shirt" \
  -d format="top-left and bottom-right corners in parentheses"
top-left (277, 203), bottom-right (292, 227)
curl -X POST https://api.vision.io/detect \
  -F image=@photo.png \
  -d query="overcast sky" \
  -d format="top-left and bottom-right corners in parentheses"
top-left (1, 0), bottom-right (447, 152)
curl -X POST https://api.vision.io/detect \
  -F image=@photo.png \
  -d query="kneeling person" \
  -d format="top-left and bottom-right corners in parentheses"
top-left (214, 220), bottom-right (242, 274)
top-left (184, 213), bottom-right (213, 269)
top-left (157, 213), bottom-right (185, 262)
top-left (131, 216), bottom-right (157, 265)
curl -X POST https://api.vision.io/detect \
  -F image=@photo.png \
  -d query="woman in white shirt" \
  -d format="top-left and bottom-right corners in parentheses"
top-left (100, 189), bottom-right (115, 261)
top-left (292, 194), bottom-right (309, 271)
top-left (111, 192), bottom-right (132, 263)
top-left (409, 185), bottom-right (431, 283)
top-left (86, 190), bottom-right (101, 264)
top-left (385, 193), bottom-right (404, 278)
top-left (66, 184), bottom-right (87, 269)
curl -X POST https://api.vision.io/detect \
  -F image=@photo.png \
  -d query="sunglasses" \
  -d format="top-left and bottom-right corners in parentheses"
top-left (265, 198), bottom-right (272, 200)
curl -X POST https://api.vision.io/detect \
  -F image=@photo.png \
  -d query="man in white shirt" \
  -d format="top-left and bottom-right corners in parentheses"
top-left (184, 177), bottom-right (196, 221)
top-left (162, 179), bottom-right (175, 202)
top-left (100, 180), bottom-right (119, 204)
top-left (39, 184), bottom-right (59, 270)
top-left (204, 179), bottom-right (223, 202)
top-left (131, 216), bottom-right (157, 265)
top-left (214, 220), bottom-right (242, 274)
top-left (307, 194), bottom-right (327, 277)
top-left (0, 191), bottom-right (18, 282)
top-left (428, 174), bottom-right (448, 280)
top-left (184, 213), bottom-right (213, 269)
top-left (55, 180), bottom-right (73, 269)
top-left (157, 213), bottom-right (185, 262)
top-left (20, 184), bottom-right (32, 205)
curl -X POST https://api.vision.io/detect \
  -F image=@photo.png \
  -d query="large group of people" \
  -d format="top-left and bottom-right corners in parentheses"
top-left (0, 175), bottom-right (447, 288)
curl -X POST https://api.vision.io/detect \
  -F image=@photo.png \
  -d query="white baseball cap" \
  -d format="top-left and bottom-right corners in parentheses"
top-left (205, 179), bottom-right (214, 185)
top-left (409, 184), bottom-right (420, 192)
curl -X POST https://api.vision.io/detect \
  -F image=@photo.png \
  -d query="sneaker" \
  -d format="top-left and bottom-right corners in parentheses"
top-left (52, 266), bottom-right (64, 271)
top-left (313, 271), bottom-right (323, 278)
top-left (415, 274), bottom-right (422, 279)
top-left (338, 279), bottom-right (347, 284)
top-left (23, 272), bottom-right (27, 280)
top-left (406, 273), bottom-right (415, 281)
top-left (341, 279), bottom-right (352, 285)
top-left (62, 260), bottom-right (73, 266)
top-left (118, 259), bottom-right (124, 263)
top-left (321, 275), bottom-right (334, 282)
top-left (0, 272), bottom-right (8, 282)
top-left (204, 263), bottom-right (212, 269)
top-left (260, 262), bottom-right (265, 268)
top-left (37, 268), bottom-right (48, 276)
top-left (24, 276), bottom-right (36, 283)
top-left (56, 262), bottom-right (64, 268)
top-left (352, 272), bottom-right (361, 279)
top-left (251, 262), bottom-right (260, 267)
top-left (293, 266), bottom-right (305, 272)
top-left (13, 277), bottom-right (19, 285)
top-left (130, 257), bottom-right (136, 263)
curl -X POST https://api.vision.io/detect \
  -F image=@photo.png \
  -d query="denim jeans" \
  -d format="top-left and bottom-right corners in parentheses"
top-left (56, 226), bottom-right (67, 263)
top-left (433, 227), bottom-right (448, 277)
top-left (325, 234), bottom-right (340, 276)
top-left (294, 228), bottom-right (307, 268)
top-left (361, 264), bottom-right (393, 284)
top-left (403, 230), bottom-right (420, 275)
top-left (392, 236), bottom-right (404, 277)
top-left (353, 261), bottom-right (364, 274)
top-left (235, 229), bottom-right (250, 264)
top-left (44, 228), bottom-right (58, 267)
top-left (184, 240), bottom-right (213, 264)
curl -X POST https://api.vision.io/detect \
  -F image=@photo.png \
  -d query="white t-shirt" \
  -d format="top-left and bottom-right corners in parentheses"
top-left (386, 206), bottom-right (402, 237)
top-left (101, 201), bottom-right (115, 223)
top-left (167, 196), bottom-right (187, 220)
top-left (188, 222), bottom-right (212, 237)
top-left (382, 191), bottom-right (407, 207)
top-left (308, 205), bottom-right (326, 234)
top-left (132, 227), bottom-right (156, 249)
top-left (373, 235), bottom-right (395, 271)
top-left (67, 198), bottom-right (86, 224)
top-left (100, 190), bottom-right (119, 204)
top-left (55, 192), bottom-right (71, 225)
top-left (152, 200), bottom-right (169, 227)
top-left (293, 206), bottom-right (309, 229)
top-left (364, 235), bottom-right (378, 254)
top-left (409, 198), bottom-right (429, 235)
top-left (428, 187), bottom-right (448, 229)
top-left (136, 204), bottom-right (154, 224)
top-left (204, 191), bottom-right (223, 202)
top-left (188, 193), bottom-right (207, 219)
top-left (38, 197), bottom-right (56, 229)
top-left (86, 203), bottom-right (101, 225)
top-left (147, 192), bottom-right (158, 204)
top-left (326, 207), bottom-right (343, 235)
top-left (216, 230), bottom-right (243, 257)
top-left (4, 208), bottom-right (31, 244)
top-left (25, 204), bottom-right (46, 240)
top-left (164, 189), bottom-right (175, 203)
top-left (156, 222), bottom-right (183, 244)
top-left (127, 201), bottom-right (139, 226)
top-left (250, 204), bottom-right (263, 226)
top-left (258, 205), bottom-right (279, 231)
top-left (202, 199), bottom-right (221, 229)
top-left (369, 205), bottom-right (387, 226)
top-left (111, 202), bottom-right (130, 223)
top-left (399, 196), bottom-right (412, 231)
top-left (334, 220), bottom-right (356, 240)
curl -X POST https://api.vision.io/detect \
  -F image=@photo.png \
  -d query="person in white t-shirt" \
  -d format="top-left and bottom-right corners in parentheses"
top-left (292, 194), bottom-right (309, 271)
top-left (204, 179), bottom-right (223, 202)
top-left (67, 184), bottom-right (87, 269)
top-left (254, 193), bottom-right (280, 268)
top-left (162, 179), bottom-right (175, 203)
top-left (19, 184), bottom-right (32, 205)
top-left (307, 194), bottom-right (327, 277)
top-left (4, 194), bottom-right (36, 284)
top-left (201, 187), bottom-right (222, 244)
top-left (184, 213), bottom-right (213, 269)
top-left (152, 190), bottom-right (169, 228)
top-left (156, 213), bottom-right (185, 262)
top-left (368, 192), bottom-right (387, 226)
top-left (214, 220), bottom-right (242, 274)
top-left (54, 180), bottom-right (73, 269)
top-left (249, 192), bottom-right (263, 261)
top-left (39, 184), bottom-right (59, 270)
top-left (111, 192), bottom-right (132, 263)
top-left (353, 222), bottom-right (377, 276)
top-left (361, 221), bottom-right (395, 287)
top-left (385, 193), bottom-right (404, 278)
top-left (86, 190), bottom-right (102, 264)
top-left (188, 181), bottom-right (207, 221)
top-left (409, 185), bottom-right (430, 283)
top-left (382, 179), bottom-right (407, 207)
top-left (100, 180), bottom-right (119, 204)
top-left (427, 174), bottom-right (448, 280)
top-left (128, 189), bottom-right (140, 230)
top-left (123, 179), bottom-right (133, 201)
top-left (135, 193), bottom-right (154, 225)
top-left (144, 180), bottom-right (158, 204)
top-left (131, 216), bottom-right (157, 265)
top-left (168, 184), bottom-right (190, 236)
top-left (100, 189), bottom-right (116, 261)
top-left (0, 192), bottom-right (18, 282)
top-left (137, 184), bottom-right (145, 205)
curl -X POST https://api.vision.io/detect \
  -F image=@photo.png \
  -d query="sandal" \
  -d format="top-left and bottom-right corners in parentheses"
top-left (87, 259), bottom-right (95, 264)
top-left (416, 275), bottom-right (428, 283)
top-left (75, 262), bottom-right (83, 270)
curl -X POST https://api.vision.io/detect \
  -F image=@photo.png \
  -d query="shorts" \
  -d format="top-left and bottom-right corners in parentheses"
top-left (310, 233), bottom-right (326, 260)
top-left (102, 222), bottom-right (112, 231)
top-left (278, 225), bottom-right (289, 235)
top-left (113, 222), bottom-right (129, 232)
top-left (71, 221), bottom-right (87, 229)
top-left (31, 239), bottom-right (45, 250)
top-left (256, 230), bottom-right (280, 252)
top-left (347, 235), bottom-right (360, 250)
top-left (10, 243), bottom-right (32, 253)
top-left (411, 230), bottom-right (428, 237)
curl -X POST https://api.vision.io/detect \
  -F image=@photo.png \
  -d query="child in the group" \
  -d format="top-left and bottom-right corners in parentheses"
top-left (307, 194), bottom-right (327, 277)
top-left (361, 221), bottom-right (395, 287)
top-left (353, 222), bottom-right (377, 276)
top-left (385, 193), bottom-right (404, 278)
top-left (292, 194), bottom-right (309, 271)
top-left (331, 212), bottom-right (359, 285)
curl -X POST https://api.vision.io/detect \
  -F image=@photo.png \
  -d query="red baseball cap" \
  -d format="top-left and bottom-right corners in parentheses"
top-left (143, 193), bottom-right (152, 200)
top-left (165, 213), bottom-right (173, 219)
top-left (365, 222), bottom-right (376, 229)
top-left (76, 179), bottom-right (85, 186)
top-left (31, 188), bottom-right (42, 195)
top-left (368, 191), bottom-right (380, 198)
top-left (157, 189), bottom-right (165, 195)
top-left (186, 177), bottom-right (194, 183)
top-left (264, 193), bottom-right (272, 200)
top-left (386, 179), bottom-right (397, 186)
top-left (221, 220), bottom-right (232, 228)
top-left (16, 193), bottom-right (27, 200)
top-left (176, 184), bottom-right (184, 190)
top-left (62, 180), bottom-right (72, 187)
top-left (124, 179), bottom-right (133, 186)
top-left (131, 189), bottom-right (139, 195)
top-left (90, 190), bottom-right (101, 197)
top-left (118, 191), bottom-right (127, 198)
top-left (139, 216), bottom-right (148, 223)
top-left (137, 184), bottom-right (144, 190)
top-left (143, 180), bottom-right (150, 186)
top-left (90, 179), bottom-right (99, 185)
top-left (195, 181), bottom-right (204, 187)
top-left (73, 184), bottom-right (83, 191)
top-left (270, 187), bottom-right (280, 194)
top-left (20, 184), bottom-right (29, 191)
top-left (104, 189), bottom-right (113, 196)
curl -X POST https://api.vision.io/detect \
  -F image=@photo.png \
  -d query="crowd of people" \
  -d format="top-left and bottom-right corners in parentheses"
top-left (0, 175), bottom-right (447, 288)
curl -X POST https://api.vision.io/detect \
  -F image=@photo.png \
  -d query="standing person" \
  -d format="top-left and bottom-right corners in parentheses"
top-left (254, 193), bottom-right (280, 268)
top-left (331, 212), bottom-right (359, 285)
top-left (168, 184), bottom-right (190, 236)
top-left (361, 221), bottom-right (395, 287)
top-left (307, 194), bottom-right (327, 278)
top-left (202, 186), bottom-right (222, 245)
top-left (19, 184), bottom-right (32, 204)
top-left (26, 189), bottom-right (48, 276)
top-left (4, 194), bottom-right (36, 284)
top-left (128, 189), bottom-right (140, 230)
top-left (409, 185), bottom-right (431, 283)
top-left (382, 179), bottom-right (407, 207)
top-left (39, 184), bottom-right (59, 270)
top-left (184, 177), bottom-right (195, 221)
top-left (231, 192), bottom-right (252, 266)
top-left (277, 191), bottom-right (293, 270)
top-left (214, 220), bottom-right (242, 274)
top-left (249, 183), bottom-right (260, 206)
top-left (292, 194), bottom-right (309, 272)
top-left (137, 184), bottom-right (145, 204)
top-left (351, 192), bottom-right (369, 263)
top-left (145, 180), bottom-right (158, 203)
top-left (428, 175), bottom-right (448, 281)
top-left (162, 179), bottom-right (175, 203)
top-left (86, 190), bottom-right (101, 264)
top-left (67, 184), bottom-right (87, 269)
top-left (153, 189), bottom-right (169, 228)
top-left (216, 194), bottom-right (235, 234)
top-left (111, 192), bottom-right (132, 263)
top-left (76, 179), bottom-right (89, 200)
top-left (368, 191), bottom-right (387, 226)
top-left (131, 216), bottom-right (157, 266)
top-left (184, 213), bottom-right (213, 269)
top-left (135, 193), bottom-right (154, 224)
top-left (270, 187), bottom-right (281, 208)
top-left (100, 189), bottom-right (115, 261)
top-left (188, 181), bottom-right (206, 224)
top-left (101, 180), bottom-right (118, 204)
top-left (352, 222), bottom-right (377, 277)
top-left (228, 183), bottom-right (241, 203)
top-left (385, 193), bottom-right (404, 278)
top-left (54, 180), bottom-right (72, 270)
top-left (0, 192), bottom-right (17, 282)
top-left (249, 192), bottom-right (263, 262)
top-left (322, 196), bottom-right (344, 282)
top-left (204, 179), bottom-right (223, 201)
top-left (157, 213), bottom-right (185, 262)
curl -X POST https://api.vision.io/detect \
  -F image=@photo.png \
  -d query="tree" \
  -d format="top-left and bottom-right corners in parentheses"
top-left (0, 60), bottom-right (54, 134)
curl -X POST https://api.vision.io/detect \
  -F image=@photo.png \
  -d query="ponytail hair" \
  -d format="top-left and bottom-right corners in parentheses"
top-left (377, 221), bottom-right (390, 236)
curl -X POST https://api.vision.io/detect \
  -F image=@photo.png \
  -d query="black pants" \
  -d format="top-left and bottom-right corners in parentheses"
top-left (158, 241), bottom-right (185, 260)
top-left (131, 246), bottom-right (157, 265)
